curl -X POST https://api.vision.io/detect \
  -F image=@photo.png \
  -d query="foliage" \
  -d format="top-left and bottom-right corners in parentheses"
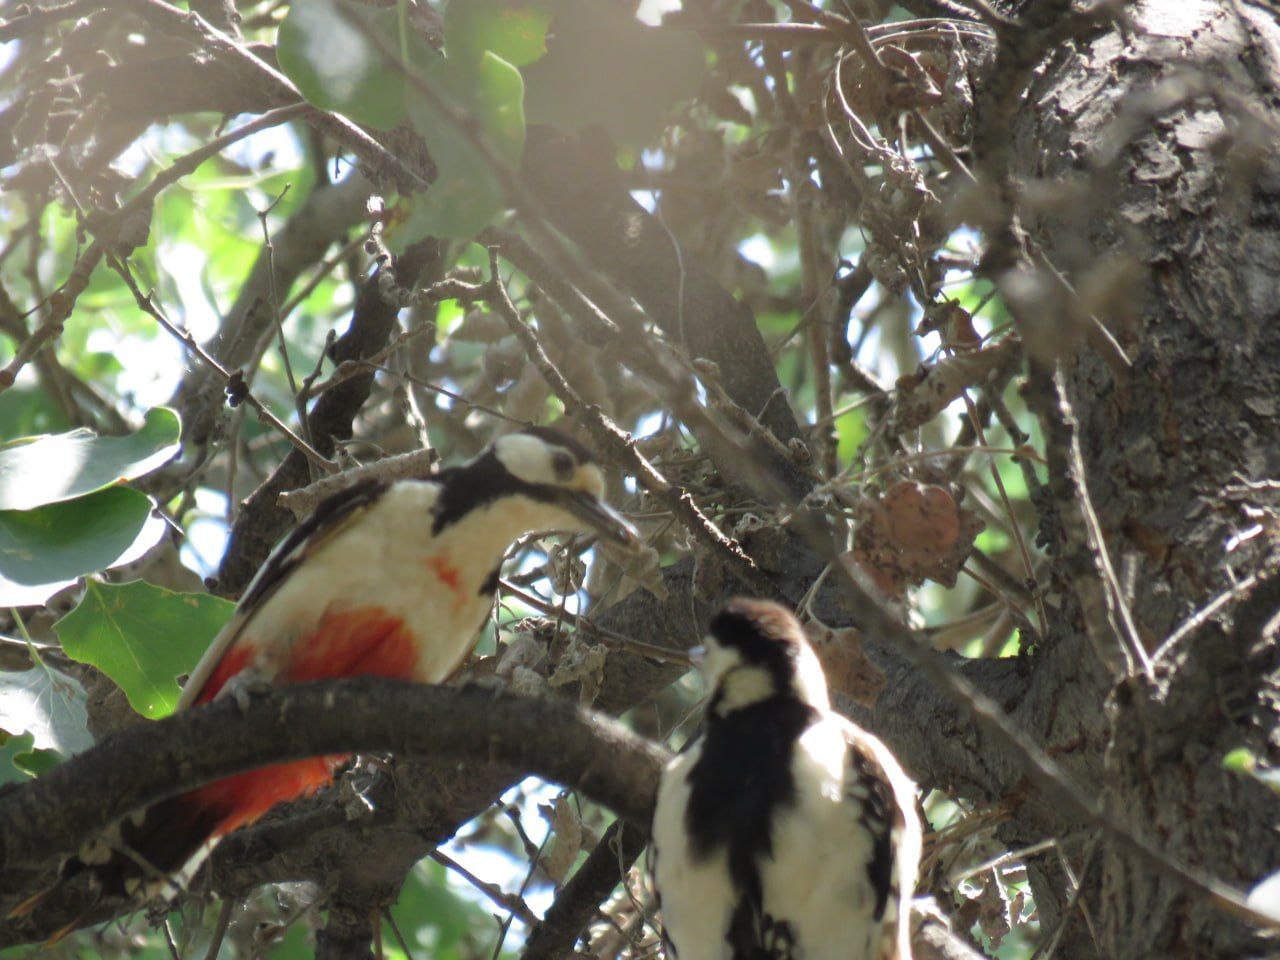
top-left (55, 580), bottom-right (235, 719)
top-left (3, 0), bottom-right (1259, 958)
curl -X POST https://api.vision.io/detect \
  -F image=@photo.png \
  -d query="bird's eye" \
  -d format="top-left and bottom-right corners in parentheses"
top-left (551, 450), bottom-right (575, 480)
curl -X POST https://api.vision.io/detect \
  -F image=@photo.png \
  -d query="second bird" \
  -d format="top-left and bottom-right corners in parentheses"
top-left (24, 427), bottom-right (637, 914)
top-left (653, 598), bottom-right (921, 960)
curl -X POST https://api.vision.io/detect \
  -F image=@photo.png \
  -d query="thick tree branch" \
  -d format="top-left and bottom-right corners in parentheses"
top-left (0, 681), bottom-right (667, 939)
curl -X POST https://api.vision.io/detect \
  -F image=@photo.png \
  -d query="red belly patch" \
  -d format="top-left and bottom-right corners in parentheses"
top-left (192, 607), bottom-right (419, 836)
top-left (195, 756), bottom-right (339, 837)
top-left (194, 644), bottom-right (256, 705)
top-left (285, 607), bottom-right (419, 682)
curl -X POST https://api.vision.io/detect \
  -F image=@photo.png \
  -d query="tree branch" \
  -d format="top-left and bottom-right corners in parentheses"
top-left (520, 820), bottom-right (649, 960)
top-left (0, 680), bottom-right (668, 943)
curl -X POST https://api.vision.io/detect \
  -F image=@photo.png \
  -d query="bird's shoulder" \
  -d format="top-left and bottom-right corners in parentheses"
top-left (831, 716), bottom-right (917, 825)
top-left (239, 477), bottom-right (397, 611)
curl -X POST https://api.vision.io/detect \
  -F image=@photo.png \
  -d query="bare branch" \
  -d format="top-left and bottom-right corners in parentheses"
top-left (0, 680), bottom-right (666, 894)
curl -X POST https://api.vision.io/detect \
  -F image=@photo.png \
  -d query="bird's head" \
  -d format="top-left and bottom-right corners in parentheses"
top-left (481, 426), bottom-right (639, 546)
top-left (694, 598), bottom-right (830, 714)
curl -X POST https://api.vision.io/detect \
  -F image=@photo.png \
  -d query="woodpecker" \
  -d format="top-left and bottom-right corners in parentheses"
top-left (651, 599), bottom-right (921, 960)
top-left (16, 427), bottom-right (637, 917)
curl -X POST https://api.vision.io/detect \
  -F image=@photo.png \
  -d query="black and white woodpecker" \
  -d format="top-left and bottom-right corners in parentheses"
top-left (652, 598), bottom-right (922, 960)
top-left (14, 426), bottom-right (637, 917)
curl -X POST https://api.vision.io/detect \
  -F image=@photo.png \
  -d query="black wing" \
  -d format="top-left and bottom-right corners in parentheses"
top-left (844, 735), bottom-right (899, 922)
top-left (239, 477), bottom-right (390, 611)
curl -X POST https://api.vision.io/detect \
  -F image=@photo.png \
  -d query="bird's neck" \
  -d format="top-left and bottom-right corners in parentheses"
top-left (430, 464), bottom-right (571, 590)
top-left (710, 661), bottom-right (830, 718)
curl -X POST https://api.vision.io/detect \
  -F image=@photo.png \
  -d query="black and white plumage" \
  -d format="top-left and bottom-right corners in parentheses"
top-left (9, 427), bottom-right (638, 927)
top-left (652, 599), bottom-right (921, 960)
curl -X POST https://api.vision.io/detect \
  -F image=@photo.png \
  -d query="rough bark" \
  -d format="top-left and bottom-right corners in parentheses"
top-left (985, 1), bottom-right (1280, 954)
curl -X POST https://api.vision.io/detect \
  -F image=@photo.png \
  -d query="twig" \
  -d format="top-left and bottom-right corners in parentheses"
top-left (499, 579), bottom-right (692, 667)
top-left (1030, 364), bottom-right (1150, 677)
top-left (277, 234), bottom-right (364, 322)
top-left (277, 448), bottom-right (438, 518)
top-left (0, 0), bottom-right (103, 41)
top-left (1036, 832), bottom-right (1103, 960)
top-left (780, 0), bottom-right (892, 83)
top-left (1152, 571), bottom-right (1260, 666)
top-left (521, 821), bottom-right (649, 960)
top-left (485, 248), bottom-right (771, 594)
top-left (0, 104), bottom-right (312, 397)
top-left (490, 819), bottom-right (553, 960)
top-left (382, 908), bottom-right (415, 960)
top-left (41, 151), bottom-right (336, 475)
top-left (256, 184), bottom-right (300, 400)
top-left (947, 838), bottom-right (1058, 886)
top-left (303, 322), bottom-right (440, 398)
top-left (121, 0), bottom-right (430, 190)
top-left (161, 918), bottom-right (181, 960)
top-left (201, 900), bottom-right (234, 960)
top-left (111, 258), bottom-right (336, 474)
top-left (429, 849), bottom-right (539, 925)
top-left (960, 391), bottom-right (1046, 637)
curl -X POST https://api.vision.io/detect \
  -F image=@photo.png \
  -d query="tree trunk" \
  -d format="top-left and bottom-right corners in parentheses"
top-left (996, 1), bottom-right (1280, 954)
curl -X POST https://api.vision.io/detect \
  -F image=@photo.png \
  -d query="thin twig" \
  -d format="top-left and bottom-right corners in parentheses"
top-left (485, 248), bottom-right (771, 594)
top-left (382, 908), bottom-right (415, 960)
top-left (500, 579), bottom-right (692, 667)
top-left (1036, 832), bottom-right (1103, 960)
top-left (0, 104), bottom-right (311, 397)
top-left (429, 849), bottom-right (539, 925)
top-left (121, 0), bottom-right (429, 190)
top-left (256, 184), bottom-right (300, 399)
top-left (1152, 571), bottom-right (1260, 665)
top-left (489, 818), bottom-right (553, 960)
top-left (112, 260), bottom-right (335, 473)
top-left (201, 900), bottom-right (234, 960)
top-left (1035, 365), bottom-right (1150, 676)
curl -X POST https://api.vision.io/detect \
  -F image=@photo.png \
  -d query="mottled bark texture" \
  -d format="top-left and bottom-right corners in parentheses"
top-left (991, 1), bottom-right (1280, 955)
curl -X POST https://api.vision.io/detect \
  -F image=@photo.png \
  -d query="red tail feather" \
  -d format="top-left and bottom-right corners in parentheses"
top-left (12, 607), bottom-right (420, 923)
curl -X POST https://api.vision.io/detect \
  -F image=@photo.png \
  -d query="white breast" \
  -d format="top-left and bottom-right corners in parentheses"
top-left (652, 715), bottom-right (917, 960)
top-left (759, 718), bottom-right (885, 960)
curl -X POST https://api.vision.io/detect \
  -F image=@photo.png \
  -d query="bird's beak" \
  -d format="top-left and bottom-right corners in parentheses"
top-left (556, 489), bottom-right (640, 546)
top-left (687, 644), bottom-right (707, 666)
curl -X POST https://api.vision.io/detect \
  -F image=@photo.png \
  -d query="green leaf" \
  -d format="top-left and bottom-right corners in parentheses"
top-left (834, 405), bottom-right (868, 464)
top-left (444, 0), bottom-right (552, 67)
top-left (277, 0), bottom-right (410, 130)
top-left (403, 51), bottom-right (525, 239)
top-left (0, 664), bottom-right (92, 756)
top-left (0, 487), bottom-right (162, 607)
top-left (13, 745), bottom-right (63, 777)
top-left (0, 387), bottom-right (71, 438)
top-left (55, 580), bottom-right (235, 719)
top-left (1224, 747), bottom-right (1257, 772)
top-left (0, 406), bottom-right (180, 510)
top-left (522, 0), bottom-right (703, 146)
top-left (385, 860), bottom-right (486, 957)
top-left (0, 730), bottom-right (37, 785)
